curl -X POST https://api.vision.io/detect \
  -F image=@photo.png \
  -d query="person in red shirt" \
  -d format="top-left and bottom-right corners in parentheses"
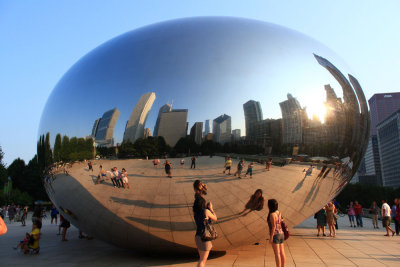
top-left (353, 201), bottom-right (363, 227)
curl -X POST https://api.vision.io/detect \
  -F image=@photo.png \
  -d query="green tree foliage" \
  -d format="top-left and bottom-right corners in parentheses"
top-left (174, 137), bottom-right (200, 154)
top-left (118, 136), bottom-right (171, 158)
top-left (0, 146), bottom-right (7, 186)
top-left (37, 133), bottom-right (53, 173)
top-left (60, 135), bottom-right (70, 162)
top-left (336, 183), bottom-right (400, 209)
top-left (53, 134), bottom-right (62, 162)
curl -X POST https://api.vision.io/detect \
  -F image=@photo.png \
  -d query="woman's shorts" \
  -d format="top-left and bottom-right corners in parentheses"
top-left (123, 177), bottom-right (128, 183)
top-left (272, 233), bottom-right (284, 244)
top-left (195, 235), bottom-right (212, 251)
top-left (382, 216), bottom-right (391, 227)
top-left (225, 166), bottom-right (231, 170)
top-left (348, 215), bottom-right (355, 222)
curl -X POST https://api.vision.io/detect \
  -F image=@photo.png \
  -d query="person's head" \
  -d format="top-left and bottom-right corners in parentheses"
top-left (394, 198), bottom-right (398, 205)
top-left (122, 168), bottom-right (126, 172)
top-left (350, 201), bottom-right (353, 206)
top-left (267, 199), bottom-right (278, 213)
top-left (25, 233), bottom-right (30, 239)
top-left (99, 165), bottom-right (102, 169)
top-left (254, 189), bottom-right (263, 198)
top-left (33, 220), bottom-right (42, 229)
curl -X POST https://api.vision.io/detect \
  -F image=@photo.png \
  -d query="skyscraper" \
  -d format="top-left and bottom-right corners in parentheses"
top-left (243, 100), bottom-right (263, 142)
top-left (95, 108), bottom-right (120, 147)
top-left (279, 94), bottom-right (303, 144)
top-left (377, 110), bottom-right (400, 187)
top-left (213, 114), bottom-right (231, 144)
top-left (157, 109), bottom-right (188, 146)
top-left (123, 92), bottom-right (156, 143)
top-left (144, 128), bottom-right (152, 138)
top-left (369, 93), bottom-right (400, 136)
top-left (232, 129), bottom-right (241, 142)
top-left (153, 103), bottom-right (172, 136)
top-left (190, 122), bottom-right (203, 145)
top-left (91, 118), bottom-right (101, 137)
top-left (203, 119), bottom-right (211, 136)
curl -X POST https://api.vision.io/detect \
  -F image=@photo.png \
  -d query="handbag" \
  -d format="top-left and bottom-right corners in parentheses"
top-left (281, 220), bottom-right (290, 240)
top-left (201, 212), bottom-right (218, 241)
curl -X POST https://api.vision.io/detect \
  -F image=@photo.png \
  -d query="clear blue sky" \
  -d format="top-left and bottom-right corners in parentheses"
top-left (0, 0), bottom-right (399, 166)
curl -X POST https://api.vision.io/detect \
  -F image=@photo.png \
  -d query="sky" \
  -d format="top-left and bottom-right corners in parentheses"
top-left (0, 0), bottom-right (399, 166)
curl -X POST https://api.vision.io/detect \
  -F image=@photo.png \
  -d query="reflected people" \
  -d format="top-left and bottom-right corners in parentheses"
top-left (39, 17), bottom-right (369, 253)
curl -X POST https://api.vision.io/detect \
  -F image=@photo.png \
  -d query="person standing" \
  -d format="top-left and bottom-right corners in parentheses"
top-left (267, 199), bottom-right (286, 267)
top-left (315, 208), bottom-right (327, 236)
top-left (369, 201), bottom-right (380, 229)
top-left (164, 160), bottom-right (172, 178)
top-left (180, 158), bottom-right (185, 168)
top-left (193, 180), bottom-right (216, 267)
top-left (50, 205), bottom-right (59, 224)
top-left (326, 201), bottom-right (337, 237)
top-left (244, 162), bottom-right (254, 178)
top-left (21, 206), bottom-right (28, 226)
top-left (381, 199), bottom-right (395, 236)
top-left (191, 155), bottom-right (196, 169)
top-left (121, 168), bottom-right (130, 189)
top-left (353, 201), bottom-right (363, 227)
top-left (346, 202), bottom-right (356, 227)
top-left (396, 199), bottom-right (400, 236)
top-left (8, 203), bottom-right (16, 223)
top-left (392, 199), bottom-right (399, 235)
top-left (266, 158), bottom-right (272, 171)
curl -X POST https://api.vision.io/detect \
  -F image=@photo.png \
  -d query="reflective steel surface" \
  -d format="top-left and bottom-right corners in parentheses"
top-left (40, 17), bottom-right (369, 253)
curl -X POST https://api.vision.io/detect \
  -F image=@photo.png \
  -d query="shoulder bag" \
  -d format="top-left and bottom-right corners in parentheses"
top-left (201, 210), bottom-right (218, 241)
top-left (280, 212), bottom-right (290, 240)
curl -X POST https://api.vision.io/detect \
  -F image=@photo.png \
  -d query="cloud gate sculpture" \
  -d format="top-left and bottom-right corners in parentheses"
top-left (40, 17), bottom-right (369, 253)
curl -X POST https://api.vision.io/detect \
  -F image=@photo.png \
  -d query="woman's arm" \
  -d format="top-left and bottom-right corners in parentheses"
top-left (205, 209), bottom-right (217, 222)
top-left (269, 213), bottom-right (276, 242)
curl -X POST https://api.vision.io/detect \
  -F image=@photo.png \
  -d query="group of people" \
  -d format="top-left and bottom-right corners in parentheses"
top-left (193, 180), bottom-right (286, 267)
top-left (224, 157), bottom-right (255, 178)
top-left (0, 204), bottom-right (29, 226)
top-left (314, 200), bottom-right (338, 237)
top-left (97, 165), bottom-right (130, 189)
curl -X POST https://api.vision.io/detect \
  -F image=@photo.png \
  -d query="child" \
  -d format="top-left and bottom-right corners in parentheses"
top-left (245, 162), bottom-right (254, 178)
top-left (180, 158), bottom-right (185, 168)
top-left (13, 233), bottom-right (29, 250)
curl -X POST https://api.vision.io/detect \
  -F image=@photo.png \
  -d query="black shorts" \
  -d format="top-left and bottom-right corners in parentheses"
top-left (225, 166), bottom-right (231, 170)
top-left (273, 233), bottom-right (284, 244)
top-left (51, 214), bottom-right (57, 219)
top-left (382, 216), bottom-right (391, 227)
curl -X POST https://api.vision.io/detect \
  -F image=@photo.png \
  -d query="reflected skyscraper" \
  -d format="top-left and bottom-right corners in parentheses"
top-left (213, 114), bottom-right (231, 144)
top-left (144, 128), bottom-right (152, 138)
top-left (232, 129), bottom-right (241, 142)
top-left (123, 92), bottom-right (156, 143)
top-left (91, 118), bottom-right (101, 137)
top-left (158, 109), bottom-right (188, 146)
top-left (203, 119), bottom-right (211, 137)
top-left (243, 100), bottom-right (263, 142)
top-left (154, 103), bottom-right (172, 136)
top-left (190, 122), bottom-right (203, 145)
top-left (94, 108), bottom-right (120, 147)
top-left (280, 94), bottom-right (304, 144)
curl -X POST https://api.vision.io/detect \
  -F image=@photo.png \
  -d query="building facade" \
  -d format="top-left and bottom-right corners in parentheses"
top-left (203, 119), bottom-right (211, 137)
top-left (153, 103), bottom-right (172, 136)
top-left (377, 110), bottom-right (400, 187)
top-left (243, 100), bottom-right (263, 142)
top-left (213, 114), bottom-right (231, 144)
top-left (232, 129), bottom-right (241, 142)
top-left (123, 92), bottom-right (156, 143)
top-left (190, 122), bottom-right (203, 145)
top-left (279, 94), bottom-right (303, 144)
top-left (91, 118), bottom-right (101, 137)
top-left (94, 108), bottom-right (120, 147)
top-left (157, 109), bottom-right (188, 147)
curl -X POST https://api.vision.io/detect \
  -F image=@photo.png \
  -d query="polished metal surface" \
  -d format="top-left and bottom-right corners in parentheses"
top-left (40, 17), bottom-right (369, 253)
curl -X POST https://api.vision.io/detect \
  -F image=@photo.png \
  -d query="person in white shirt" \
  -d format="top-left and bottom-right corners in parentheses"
top-left (381, 199), bottom-right (395, 236)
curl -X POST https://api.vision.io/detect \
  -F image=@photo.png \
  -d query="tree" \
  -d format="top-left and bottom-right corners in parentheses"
top-left (60, 135), bottom-right (70, 162)
top-left (0, 146), bottom-right (7, 186)
top-left (53, 134), bottom-right (62, 162)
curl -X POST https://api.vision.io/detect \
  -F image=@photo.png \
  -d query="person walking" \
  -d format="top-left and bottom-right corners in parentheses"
top-left (234, 159), bottom-right (244, 178)
top-left (396, 198), bottom-right (400, 236)
top-left (223, 157), bottom-right (232, 175)
top-left (266, 158), bottom-right (272, 171)
top-left (315, 208), bottom-right (327, 236)
top-left (346, 202), bottom-right (356, 227)
top-left (393, 198), bottom-right (399, 235)
top-left (21, 206), bottom-right (28, 226)
top-left (193, 180), bottom-right (217, 267)
top-left (267, 199), bottom-right (286, 267)
top-left (353, 201), bottom-right (363, 227)
top-left (191, 155), bottom-right (196, 169)
top-left (164, 160), bottom-right (172, 178)
top-left (244, 162), bottom-right (254, 178)
top-left (381, 199), bottom-right (395, 236)
top-left (326, 201), bottom-right (337, 237)
top-left (369, 201), bottom-right (380, 229)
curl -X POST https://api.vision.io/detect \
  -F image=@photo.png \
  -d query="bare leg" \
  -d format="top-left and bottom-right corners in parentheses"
top-left (197, 250), bottom-right (210, 267)
top-left (279, 243), bottom-right (286, 267)
top-left (272, 243), bottom-right (282, 267)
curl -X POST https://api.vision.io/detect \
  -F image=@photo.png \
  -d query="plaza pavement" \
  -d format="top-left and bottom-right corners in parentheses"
top-left (1, 213), bottom-right (399, 266)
